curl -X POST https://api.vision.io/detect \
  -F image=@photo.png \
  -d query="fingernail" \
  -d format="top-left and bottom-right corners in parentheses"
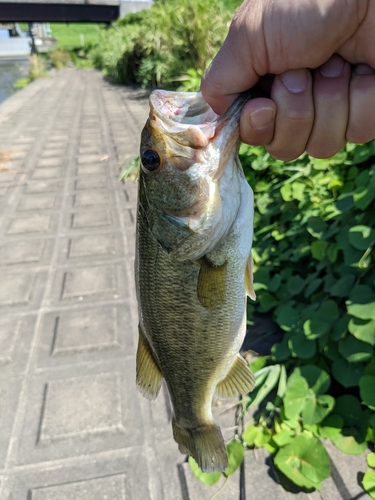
top-left (319, 55), bottom-right (344, 77)
top-left (249, 107), bottom-right (275, 130)
top-left (281, 69), bottom-right (308, 93)
top-left (355, 64), bottom-right (375, 75)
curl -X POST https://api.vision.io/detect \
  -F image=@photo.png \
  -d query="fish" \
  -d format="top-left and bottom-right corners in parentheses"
top-left (135, 89), bottom-right (256, 473)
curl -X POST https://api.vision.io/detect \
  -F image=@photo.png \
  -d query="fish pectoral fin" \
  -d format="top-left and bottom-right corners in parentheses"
top-left (216, 354), bottom-right (255, 398)
top-left (197, 256), bottom-right (226, 308)
top-left (245, 254), bottom-right (256, 300)
top-left (136, 326), bottom-right (163, 400)
top-left (172, 418), bottom-right (228, 473)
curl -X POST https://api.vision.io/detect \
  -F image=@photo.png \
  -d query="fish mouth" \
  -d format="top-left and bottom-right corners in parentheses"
top-left (149, 91), bottom-right (219, 147)
top-left (150, 90), bottom-right (218, 127)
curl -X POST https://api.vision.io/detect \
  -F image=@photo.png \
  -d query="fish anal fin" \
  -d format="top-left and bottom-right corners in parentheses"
top-left (197, 256), bottom-right (226, 309)
top-left (216, 354), bottom-right (255, 399)
top-left (172, 418), bottom-right (228, 473)
top-left (136, 326), bottom-right (163, 400)
top-left (245, 254), bottom-right (256, 300)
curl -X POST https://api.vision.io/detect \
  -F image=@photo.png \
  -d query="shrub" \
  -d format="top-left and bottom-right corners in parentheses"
top-left (49, 48), bottom-right (71, 70)
top-left (89, 0), bottom-right (231, 88)
top-left (29, 54), bottom-right (47, 81)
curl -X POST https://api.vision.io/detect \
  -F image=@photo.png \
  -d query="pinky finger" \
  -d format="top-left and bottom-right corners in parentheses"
top-left (346, 65), bottom-right (375, 144)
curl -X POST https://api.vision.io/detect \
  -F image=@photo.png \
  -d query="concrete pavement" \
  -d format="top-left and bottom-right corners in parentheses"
top-left (0, 68), bottom-right (369, 500)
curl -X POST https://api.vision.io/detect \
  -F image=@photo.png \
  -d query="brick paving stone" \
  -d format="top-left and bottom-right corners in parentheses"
top-left (0, 68), bottom-right (369, 500)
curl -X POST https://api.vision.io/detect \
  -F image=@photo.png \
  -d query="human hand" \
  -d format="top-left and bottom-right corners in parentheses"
top-left (201, 0), bottom-right (375, 160)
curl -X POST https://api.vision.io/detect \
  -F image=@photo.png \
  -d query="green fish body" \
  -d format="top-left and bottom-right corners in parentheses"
top-left (135, 90), bottom-right (255, 473)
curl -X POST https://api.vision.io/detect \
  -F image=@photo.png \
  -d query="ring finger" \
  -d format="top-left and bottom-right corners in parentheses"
top-left (306, 54), bottom-right (351, 158)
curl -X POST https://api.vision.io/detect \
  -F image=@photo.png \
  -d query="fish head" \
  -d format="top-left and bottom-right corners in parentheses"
top-left (139, 90), bottom-right (245, 259)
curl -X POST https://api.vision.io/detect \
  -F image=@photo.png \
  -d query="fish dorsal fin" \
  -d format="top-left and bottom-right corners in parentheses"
top-left (136, 326), bottom-right (163, 400)
top-left (245, 254), bottom-right (256, 300)
top-left (216, 354), bottom-right (255, 398)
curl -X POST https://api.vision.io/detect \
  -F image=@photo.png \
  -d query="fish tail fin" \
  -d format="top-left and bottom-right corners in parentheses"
top-left (136, 326), bottom-right (163, 400)
top-left (172, 418), bottom-right (228, 473)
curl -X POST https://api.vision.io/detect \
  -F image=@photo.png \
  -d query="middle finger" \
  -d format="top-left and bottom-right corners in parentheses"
top-left (266, 69), bottom-right (314, 161)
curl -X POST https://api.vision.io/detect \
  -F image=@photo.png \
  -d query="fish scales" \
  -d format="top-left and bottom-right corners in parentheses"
top-left (135, 90), bottom-right (256, 473)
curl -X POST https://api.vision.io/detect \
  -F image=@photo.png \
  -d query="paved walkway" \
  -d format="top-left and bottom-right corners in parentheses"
top-left (0, 68), bottom-right (369, 500)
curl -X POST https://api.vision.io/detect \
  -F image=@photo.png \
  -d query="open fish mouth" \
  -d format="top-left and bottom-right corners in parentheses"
top-left (149, 90), bottom-right (219, 144)
top-left (150, 90), bottom-right (218, 127)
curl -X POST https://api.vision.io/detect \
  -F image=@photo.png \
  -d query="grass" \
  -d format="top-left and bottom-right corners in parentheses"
top-left (49, 23), bottom-right (105, 50)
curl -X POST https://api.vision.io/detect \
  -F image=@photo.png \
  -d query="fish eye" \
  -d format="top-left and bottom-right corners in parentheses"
top-left (141, 149), bottom-right (161, 172)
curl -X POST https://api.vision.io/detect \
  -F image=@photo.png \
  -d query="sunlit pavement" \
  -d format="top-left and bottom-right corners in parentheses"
top-left (0, 68), bottom-right (368, 499)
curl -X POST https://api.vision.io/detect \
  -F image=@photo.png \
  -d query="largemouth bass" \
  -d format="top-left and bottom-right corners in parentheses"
top-left (135, 90), bottom-right (256, 473)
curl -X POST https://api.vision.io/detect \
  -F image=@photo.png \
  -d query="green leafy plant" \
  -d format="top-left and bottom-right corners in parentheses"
top-left (88, 0), bottom-right (231, 89)
top-left (48, 48), bottom-right (71, 70)
top-left (363, 453), bottom-right (375, 498)
top-left (190, 140), bottom-right (375, 492)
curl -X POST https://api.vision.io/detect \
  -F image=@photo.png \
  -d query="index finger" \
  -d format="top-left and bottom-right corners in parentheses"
top-left (201, 36), bottom-right (261, 115)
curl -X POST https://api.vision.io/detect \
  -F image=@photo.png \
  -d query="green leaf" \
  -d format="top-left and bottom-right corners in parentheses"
top-left (331, 432), bottom-right (368, 455)
top-left (359, 375), bottom-right (375, 410)
top-left (292, 181), bottom-right (306, 201)
top-left (304, 278), bottom-right (322, 298)
top-left (287, 275), bottom-right (305, 295)
top-left (303, 319), bottom-right (330, 340)
top-left (334, 395), bottom-right (363, 426)
top-left (307, 217), bottom-right (327, 238)
top-left (224, 440), bottom-right (244, 477)
top-left (268, 274), bottom-right (282, 292)
top-left (277, 364), bottom-right (287, 399)
top-left (276, 306), bottom-right (299, 332)
top-left (188, 456), bottom-right (221, 485)
top-left (280, 183), bottom-right (293, 201)
top-left (343, 244), bottom-right (364, 266)
top-left (331, 314), bottom-right (350, 341)
top-left (319, 414), bottom-right (344, 439)
top-left (258, 291), bottom-right (279, 312)
top-left (274, 434), bottom-right (330, 489)
top-left (289, 334), bottom-right (317, 359)
top-left (302, 393), bottom-right (335, 425)
top-left (367, 453), bottom-right (375, 469)
top-left (249, 356), bottom-right (267, 373)
top-left (332, 357), bottom-right (364, 387)
top-left (311, 240), bottom-right (327, 260)
top-left (339, 335), bottom-right (373, 363)
top-left (348, 225), bottom-right (375, 250)
top-left (271, 334), bottom-right (292, 361)
top-left (330, 275), bottom-right (355, 298)
top-left (283, 372), bottom-right (309, 420)
top-left (365, 358), bottom-right (375, 376)
top-left (326, 243), bottom-right (339, 263)
top-left (319, 300), bottom-right (339, 322)
top-left (348, 317), bottom-right (375, 345)
top-left (347, 286), bottom-right (375, 320)
top-left (352, 143), bottom-right (374, 164)
top-left (242, 425), bottom-right (258, 447)
top-left (353, 185), bottom-right (375, 210)
top-left (298, 365), bottom-right (331, 394)
top-left (249, 364), bottom-right (281, 408)
top-left (272, 429), bottom-right (294, 447)
top-left (254, 427), bottom-right (272, 448)
top-left (363, 469), bottom-right (375, 499)
top-left (336, 193), bottom-right (354, 212)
